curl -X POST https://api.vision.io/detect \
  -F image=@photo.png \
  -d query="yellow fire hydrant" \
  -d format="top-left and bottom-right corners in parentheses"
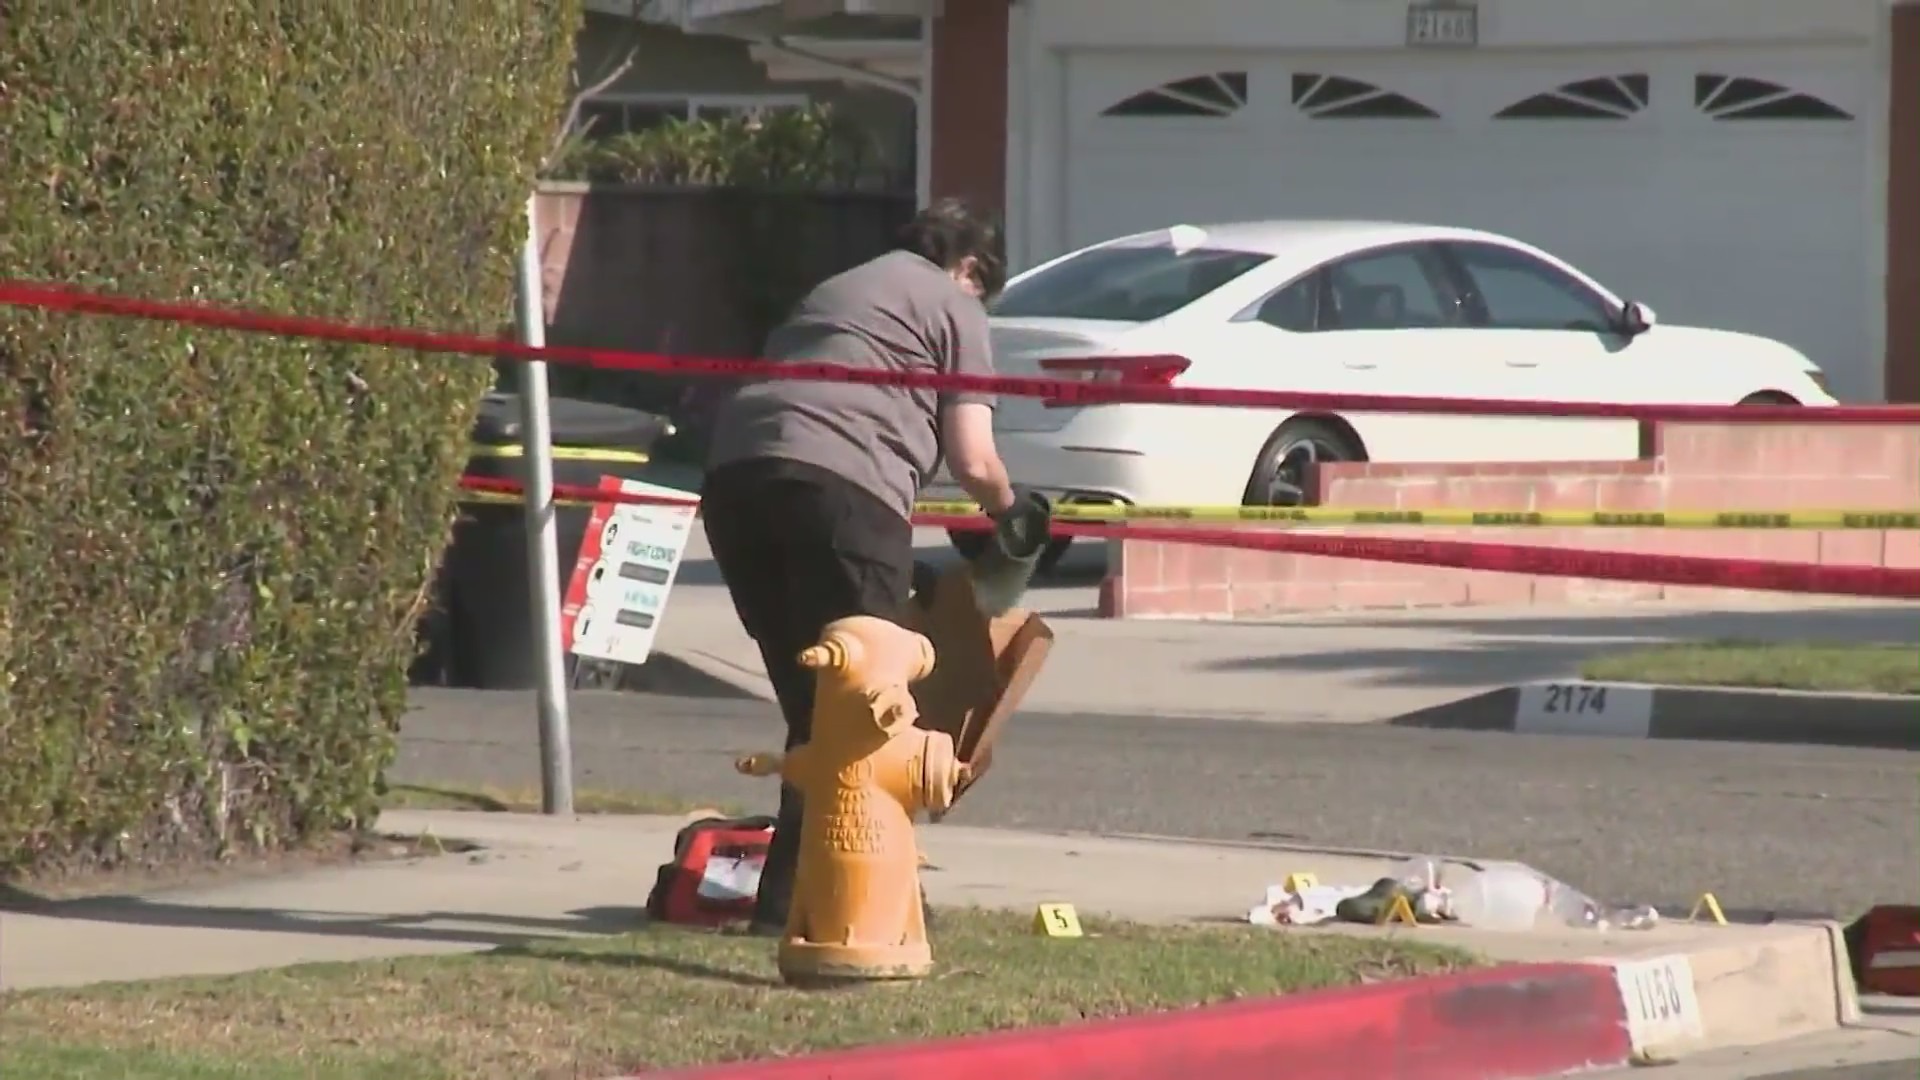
top-left (735, 615), bottom-right (965, 986)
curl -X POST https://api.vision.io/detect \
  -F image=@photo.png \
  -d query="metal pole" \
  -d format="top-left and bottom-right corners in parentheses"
top-left (914, 6), bottom-right (934, 208)
top-left (513, 193), bottom-right (575, 816)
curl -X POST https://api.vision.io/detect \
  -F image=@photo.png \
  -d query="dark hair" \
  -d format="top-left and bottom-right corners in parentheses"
top-left (896, 197), bottom-right (1006, 301)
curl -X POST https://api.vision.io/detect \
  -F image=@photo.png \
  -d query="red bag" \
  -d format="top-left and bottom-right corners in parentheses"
top-left (1854, 904), bottom-right (1920, 996)
top-left (645, 815), bottom-right (775, 927)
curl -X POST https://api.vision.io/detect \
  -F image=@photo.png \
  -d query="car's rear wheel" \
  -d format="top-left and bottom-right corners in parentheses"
top-left (1242, 419), bottom-right (1366, 507)
top-left (1737, 391), bottom-right (1801, 406)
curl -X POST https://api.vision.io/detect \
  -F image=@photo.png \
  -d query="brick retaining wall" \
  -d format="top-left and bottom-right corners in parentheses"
top-left (1101, 423), bottom-right (1920, 619)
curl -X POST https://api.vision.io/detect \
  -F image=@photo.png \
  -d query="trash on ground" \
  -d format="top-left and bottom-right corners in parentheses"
top-left (1451, 861), bottom-right (1661, 932)
top-left (1250, 858), bottom-right (1661, 933)
top-left (1249, 864), bottom-right (1451, 928)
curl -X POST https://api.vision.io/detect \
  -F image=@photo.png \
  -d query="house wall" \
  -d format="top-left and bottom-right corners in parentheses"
top-left (1887, 2), bottom-right (1919, 402)
top-left (574, 14), bottom-right (917, 186)
top-left (966, 0), bottom-right (1913, 399)
top-left (927, 0), bottom-right (1009, 214)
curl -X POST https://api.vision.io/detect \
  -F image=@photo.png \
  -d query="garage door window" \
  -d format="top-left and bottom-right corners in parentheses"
top-left (1102, 72), bottom-right (1249, 118)
top-left (1293, 74), bottom-right (1438, 119)
top-left (1446, 243), bottom-right (1616, 333)
top-left (1495, 74), bottom-right (1649, 120)
top-left (992, 243), bottom-right (1272, 322)
top-left (1695, 74), bottom-right (1851, 121)
top-left (1321, 247), bottom-right (1457, 330)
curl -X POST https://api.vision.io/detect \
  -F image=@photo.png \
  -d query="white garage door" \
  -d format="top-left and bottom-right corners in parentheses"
top-left (1059, 46), bottom-right (1876, 401)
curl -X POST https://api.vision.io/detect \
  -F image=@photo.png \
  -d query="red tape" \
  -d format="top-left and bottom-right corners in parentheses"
top-left (5, 279), bottom-right (1918, 423)
top-left (459, 476), bottom-right (1920, 600)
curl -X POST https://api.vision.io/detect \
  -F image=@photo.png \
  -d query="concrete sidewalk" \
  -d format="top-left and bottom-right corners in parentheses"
top-left (653, 532), bottom-right (1920, 723)
top-left (0, 810), bottom-right (1856, 1065)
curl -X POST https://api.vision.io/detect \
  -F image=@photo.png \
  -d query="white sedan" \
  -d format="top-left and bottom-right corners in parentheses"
top-left (935, 219), bottom-right (1834, 559)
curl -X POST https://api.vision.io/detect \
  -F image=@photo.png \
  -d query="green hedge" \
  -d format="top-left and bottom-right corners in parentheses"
top-left (0, 2), bottom-right (581, 876)
top-left (544, 103), bottom-right (893, 190)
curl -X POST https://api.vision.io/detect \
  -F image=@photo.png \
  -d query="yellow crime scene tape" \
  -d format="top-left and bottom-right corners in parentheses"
top-left (465, 445), bottom-right (651, 463)
top-left (457, 485), bottom-right (1920, 530)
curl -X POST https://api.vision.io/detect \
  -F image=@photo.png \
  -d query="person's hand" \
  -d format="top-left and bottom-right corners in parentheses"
top-left (990, 485), bottom-right (1052, 556)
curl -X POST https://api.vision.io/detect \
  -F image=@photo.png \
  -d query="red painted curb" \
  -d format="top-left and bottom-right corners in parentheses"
top-left (632, 961), bottom-right (1633, 1080)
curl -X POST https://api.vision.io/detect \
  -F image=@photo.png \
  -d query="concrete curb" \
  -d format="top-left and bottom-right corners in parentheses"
top-left (629, 920), bottom-right (1861, 1080)
top-left (1389, 679), bottom-right (1920, 749)
top-left (633, 962), bottom-right (1637, 1080)
top-left (1582, 920), bottom-right (1860, 1062)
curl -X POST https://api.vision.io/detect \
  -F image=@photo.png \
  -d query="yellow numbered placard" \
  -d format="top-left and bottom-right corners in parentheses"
top-left (1283, 872), bottom-right (1319, 893)
top-left (1034, 902), bottom-right (1084, 938)
top-left (1377, 894), bottom-right (1418, 927)
top-left (1688, 892), bottom-right (1728, 926)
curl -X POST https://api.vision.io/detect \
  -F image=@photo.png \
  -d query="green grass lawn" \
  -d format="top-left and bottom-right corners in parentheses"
top-left (0, 909), bottom-right (1474, 1080)
top-left (1582, 640), bottom-right (1920, 695)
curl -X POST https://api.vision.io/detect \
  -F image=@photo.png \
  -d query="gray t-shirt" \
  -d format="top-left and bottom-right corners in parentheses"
top-left (705, 249), bottom-right (997, 520)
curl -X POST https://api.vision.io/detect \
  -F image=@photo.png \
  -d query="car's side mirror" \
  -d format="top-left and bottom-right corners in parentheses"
top-left (1618, 300), bottom-right (1658, 337)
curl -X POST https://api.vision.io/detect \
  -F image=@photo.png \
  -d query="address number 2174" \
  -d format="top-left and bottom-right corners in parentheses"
top-left (1542, 683), bottom-right (1608, 714)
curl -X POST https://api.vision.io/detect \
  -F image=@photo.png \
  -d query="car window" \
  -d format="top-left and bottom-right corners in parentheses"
top-left (991, 241), bottom-right (1272, 322)
top-left (1247, 274), bottom-right (1321, 332)
top-left (1447, 242), bottom-right (1616, 332)
top-left (1321, 246), bottom-right (1457, 330)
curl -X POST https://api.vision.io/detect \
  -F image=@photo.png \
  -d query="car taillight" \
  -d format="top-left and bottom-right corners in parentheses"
top-left (1037, 354), bottom-right (1191, 387)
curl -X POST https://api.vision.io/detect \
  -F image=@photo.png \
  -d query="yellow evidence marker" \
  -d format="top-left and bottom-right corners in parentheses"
top-left (1377, 894), bottom-right (1419, 927)
top-left (1283, 872), bottom-right (1319, 893)
top-left (1688, 892), bottom-right (1729, 926)
top-left (1034, 902), bottom-right (1084, 938)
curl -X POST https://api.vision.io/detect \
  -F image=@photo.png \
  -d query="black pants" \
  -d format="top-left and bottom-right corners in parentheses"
top-left (700, 458), bottom-right (914, 926)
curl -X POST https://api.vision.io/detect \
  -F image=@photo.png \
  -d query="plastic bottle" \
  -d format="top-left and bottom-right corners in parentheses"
top-left (1545, 880), bottom-right (1604, 929)
top-left (1390, 854), bottom-right (1444, 892)
top-left (1449, 863), bottom-right (1550, 931)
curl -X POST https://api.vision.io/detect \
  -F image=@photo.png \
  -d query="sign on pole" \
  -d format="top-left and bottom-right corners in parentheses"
top-left (561, 476), bottom-right (701, 667)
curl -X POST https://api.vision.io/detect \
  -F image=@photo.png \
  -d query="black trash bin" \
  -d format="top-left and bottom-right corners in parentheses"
top-left (416, 391), bottom-right (676, 690)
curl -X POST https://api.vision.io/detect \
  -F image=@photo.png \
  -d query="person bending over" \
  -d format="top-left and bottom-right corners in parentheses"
top-left (699, 197), bottom-right (1032, 933)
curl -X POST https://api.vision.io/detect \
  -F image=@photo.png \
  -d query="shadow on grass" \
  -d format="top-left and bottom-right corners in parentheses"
top-left (491, 938), bottom-right (781, 989)
top-left (0, 882), bottom-right (652, 952)
top-left (384, 785), bottom-right (515, 812)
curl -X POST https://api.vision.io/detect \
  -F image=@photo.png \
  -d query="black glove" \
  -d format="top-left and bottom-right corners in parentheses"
top-left (990, 485), bottom-right (1052, 560)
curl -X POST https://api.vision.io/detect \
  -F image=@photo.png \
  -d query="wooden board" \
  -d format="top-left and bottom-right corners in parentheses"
top-left (899, 564), bottom-right (1053, 807)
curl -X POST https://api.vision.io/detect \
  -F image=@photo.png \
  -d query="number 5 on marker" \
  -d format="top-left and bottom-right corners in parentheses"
top-left (1034, 902), bottom-right (1083, 938)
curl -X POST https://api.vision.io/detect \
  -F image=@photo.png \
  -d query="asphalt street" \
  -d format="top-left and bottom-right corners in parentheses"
top-left (394, 686), bottom-right (1919, 921)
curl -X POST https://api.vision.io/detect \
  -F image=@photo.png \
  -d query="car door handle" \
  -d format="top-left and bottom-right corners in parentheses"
top-left (1505, 360), bottom-right (1540, 368)
top-left (1342, 361), bottom-right (1378, 370)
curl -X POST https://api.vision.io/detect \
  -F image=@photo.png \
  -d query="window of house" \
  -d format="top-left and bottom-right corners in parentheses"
top-left (1444, 242), bottom-right (1616, 332)
top-left (574, 94), bottom-right (809, 138)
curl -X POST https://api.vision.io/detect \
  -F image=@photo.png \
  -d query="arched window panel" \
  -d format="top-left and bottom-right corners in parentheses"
top-left (1695, 74), bottom-right (1851, 120)
top-left (1292, 73), bottom-right (1438, 119)
top-left (1102, 71), bottom-right (1249, 118)
top-left (1495, 74), bottom-right (1648, 120)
